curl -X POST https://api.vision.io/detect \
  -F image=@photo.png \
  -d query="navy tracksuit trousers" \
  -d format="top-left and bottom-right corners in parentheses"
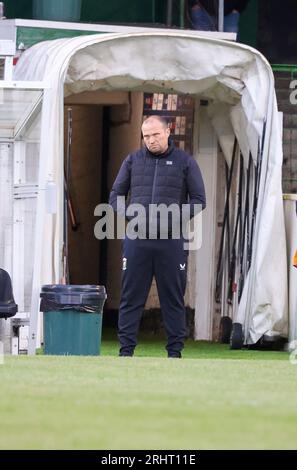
top-left (118, 237), bottom-right (188, 357)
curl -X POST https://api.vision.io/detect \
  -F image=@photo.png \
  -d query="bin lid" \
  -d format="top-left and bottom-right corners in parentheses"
top-left (41, 284), bottom-right (106, 296)
top-left (40, 284), bottom-right (107, 310)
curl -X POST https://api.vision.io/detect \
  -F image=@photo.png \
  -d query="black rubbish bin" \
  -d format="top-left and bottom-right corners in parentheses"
top-left (40, 284), bottom-right (107, 355)
top-left (0, 268), bottom-right (18, 319)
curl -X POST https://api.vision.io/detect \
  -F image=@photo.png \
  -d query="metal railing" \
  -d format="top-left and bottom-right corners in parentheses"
top-left (271, 64), bottom-right (297, 73)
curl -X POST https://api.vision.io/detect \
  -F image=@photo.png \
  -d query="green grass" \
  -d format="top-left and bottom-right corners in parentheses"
top-left (101, 329), bottom-right (289, 360)
top-left (1, 330), bottom-right (296, 450)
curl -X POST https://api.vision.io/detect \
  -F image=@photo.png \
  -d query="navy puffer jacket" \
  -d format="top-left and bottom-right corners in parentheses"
top-left (109, 141), bottom-right (206, 232)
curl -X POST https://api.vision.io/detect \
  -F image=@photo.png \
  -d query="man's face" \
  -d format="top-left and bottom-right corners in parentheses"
top-left (142, 119), bottom-right (170, 154)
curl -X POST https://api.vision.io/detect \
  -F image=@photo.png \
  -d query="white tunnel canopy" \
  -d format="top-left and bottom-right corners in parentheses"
top-left (14, 31), bottom-right (288, 345)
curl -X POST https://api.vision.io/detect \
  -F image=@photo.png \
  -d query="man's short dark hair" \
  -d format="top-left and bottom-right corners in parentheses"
top-left (142, 115), bottom-right (168, 129)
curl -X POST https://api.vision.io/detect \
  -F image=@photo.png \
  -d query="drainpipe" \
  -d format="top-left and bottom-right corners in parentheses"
top-left (166, 0), bottom-right (173, 26)
top-left (180, 0), bottom-right (185, 28)
top-left (0, 2), bottom-right (6, 19)
top-left (218, 0), bottom-right (224, 31)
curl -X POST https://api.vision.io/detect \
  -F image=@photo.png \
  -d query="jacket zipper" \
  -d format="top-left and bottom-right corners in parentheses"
top-left (150, 158), bottom-right (159, 225)
top-left (151, 158), bottom-right (159, 205)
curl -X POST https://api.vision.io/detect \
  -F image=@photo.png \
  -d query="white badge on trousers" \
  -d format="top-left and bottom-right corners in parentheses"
top-left (179, 263), bottom-right (186, 271)
top-left (122, 257), bottom-right (127, 270)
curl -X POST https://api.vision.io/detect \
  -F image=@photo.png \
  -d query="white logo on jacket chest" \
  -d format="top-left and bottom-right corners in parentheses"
top-left (179, 263), bottom-right (186, 271)
top-left (166, 161), bottom-right (173, 165)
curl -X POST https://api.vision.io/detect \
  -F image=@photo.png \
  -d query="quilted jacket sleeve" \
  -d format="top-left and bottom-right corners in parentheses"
top-left (109, 154), bottom-right (132, 217)
top-left (186, 156), bottom-right (206, 218)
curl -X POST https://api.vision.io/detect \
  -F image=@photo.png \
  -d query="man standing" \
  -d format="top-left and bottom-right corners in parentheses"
top-left (109, 116), bottom-right (206, 358)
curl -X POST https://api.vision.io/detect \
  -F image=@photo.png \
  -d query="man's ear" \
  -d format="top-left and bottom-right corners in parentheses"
top-left (166, 127), bottom-right (170, 137)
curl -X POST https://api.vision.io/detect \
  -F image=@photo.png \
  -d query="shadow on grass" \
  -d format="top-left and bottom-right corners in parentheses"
top-left (102, 328), bottom-right (289, 360)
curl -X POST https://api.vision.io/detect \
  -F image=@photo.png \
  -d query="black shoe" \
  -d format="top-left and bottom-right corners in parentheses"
top-left (119, 351), bottom-right (133, 357)
top-left (168, 353), bottom-right (182, 358)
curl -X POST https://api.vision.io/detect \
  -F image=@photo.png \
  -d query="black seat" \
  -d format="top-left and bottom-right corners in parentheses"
top-left (0, 268), bottom-right (18, 319)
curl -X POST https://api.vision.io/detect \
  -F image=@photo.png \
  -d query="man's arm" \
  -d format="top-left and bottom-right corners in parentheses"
top-left (109, 155), bottom-right (132, 216)
top-left (186, 156), bottom-right (206, 218)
